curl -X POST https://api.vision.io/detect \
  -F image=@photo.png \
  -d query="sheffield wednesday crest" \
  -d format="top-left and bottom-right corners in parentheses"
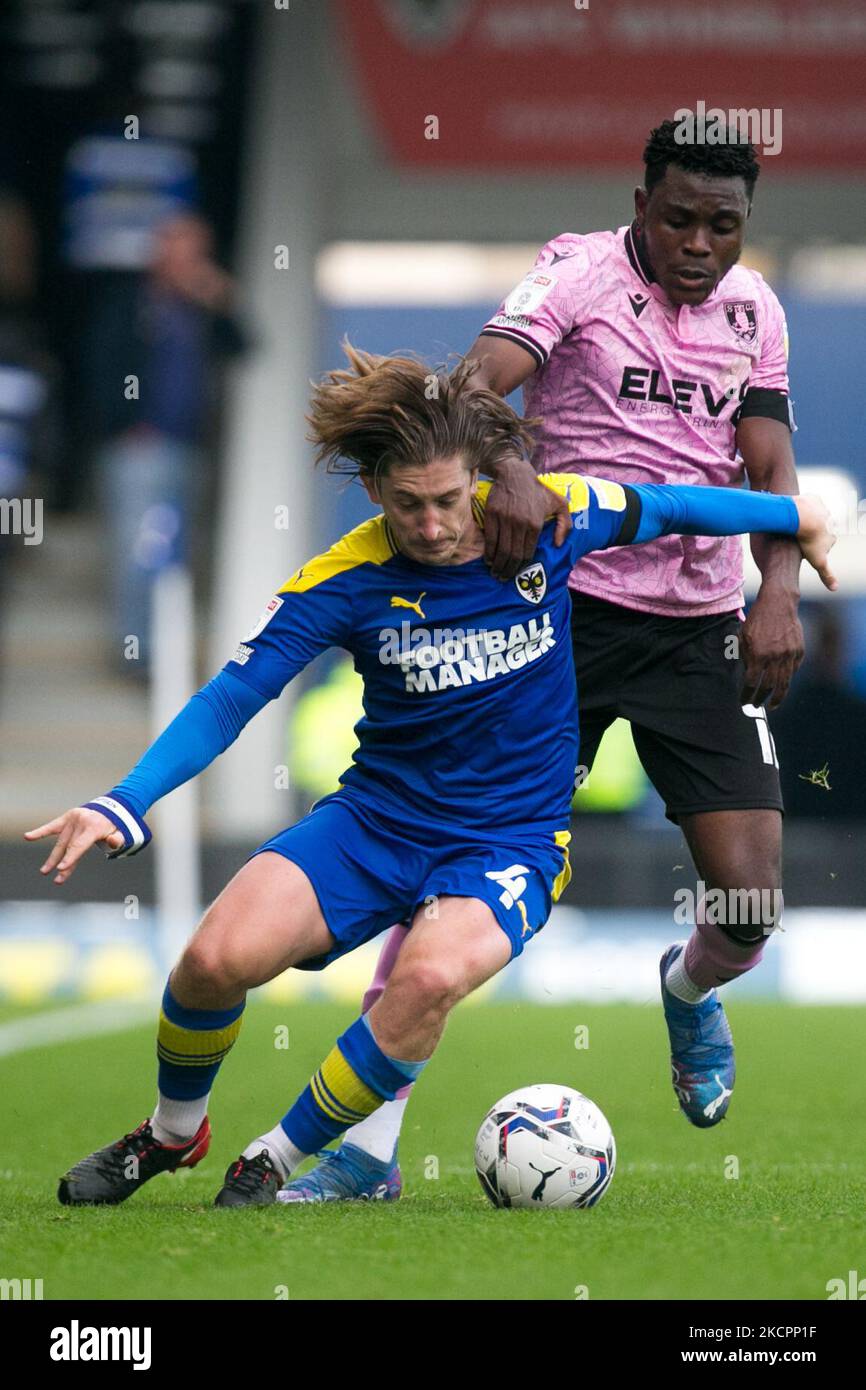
top-left (724, 300), bottom-right (758, 344)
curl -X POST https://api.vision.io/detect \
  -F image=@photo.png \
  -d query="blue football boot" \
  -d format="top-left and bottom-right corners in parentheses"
top-left (660, 943), bottom-right (735, 1128)
top-left (276, 1142), bottom-right (402, 1204)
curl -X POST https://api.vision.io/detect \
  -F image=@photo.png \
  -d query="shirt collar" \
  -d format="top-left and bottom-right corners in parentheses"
top-left (624, 220), bottom-right (655, 286)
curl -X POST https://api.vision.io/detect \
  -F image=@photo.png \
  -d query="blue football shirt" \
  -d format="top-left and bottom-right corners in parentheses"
top-left (223, 474), bottom-right (631, 839)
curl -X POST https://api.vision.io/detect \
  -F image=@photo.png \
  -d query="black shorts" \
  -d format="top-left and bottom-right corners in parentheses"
top-left (570, 593), bottom-right (784, 824)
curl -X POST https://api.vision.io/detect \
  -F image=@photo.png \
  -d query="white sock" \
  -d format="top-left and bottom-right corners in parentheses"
top-left (151, 1093), bottom-right (208, 1145)
top-left (342, 1097), bottom-right (408, 1164)
top-left (243, 1124), bottom-right (307, 1182)
top-left (665, 946), bottom-right (713, 1005)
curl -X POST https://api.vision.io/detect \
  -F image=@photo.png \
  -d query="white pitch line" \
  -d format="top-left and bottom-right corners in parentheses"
top-left (0, 997), bottom-right (157, 1058)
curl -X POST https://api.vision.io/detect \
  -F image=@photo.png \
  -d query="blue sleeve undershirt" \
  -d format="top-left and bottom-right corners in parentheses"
top-left (108, 668), bottom-right (268, 818)
top-left (629, 483), bottom-right (799, 545)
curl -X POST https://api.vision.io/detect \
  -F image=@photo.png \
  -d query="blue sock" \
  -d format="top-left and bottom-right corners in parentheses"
top-left (280, 1015), bottom-right (428, 1154)
top-left (156, 982), bottom-right (245, 1100)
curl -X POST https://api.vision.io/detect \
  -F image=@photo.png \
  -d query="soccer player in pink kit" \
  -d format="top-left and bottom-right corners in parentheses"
top-left (281, 121), bottom-right (807, 1202)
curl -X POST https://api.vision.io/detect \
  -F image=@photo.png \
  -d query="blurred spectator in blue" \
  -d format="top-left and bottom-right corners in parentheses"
top-left (0, 190), bottom-right (61, 675)
top-left (772, 607), bottom-right (866, 819)
top-left (88, 211), bottom-right (251, 673)
top-left (59, 131), bottom-right (201, 511)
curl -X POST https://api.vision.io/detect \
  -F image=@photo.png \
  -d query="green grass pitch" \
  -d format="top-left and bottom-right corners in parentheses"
top-left (1, 999), bottom-right (863, 1301)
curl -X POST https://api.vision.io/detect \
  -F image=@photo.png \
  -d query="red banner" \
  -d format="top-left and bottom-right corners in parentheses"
top-left (336, 0), bottom-right (866, 170)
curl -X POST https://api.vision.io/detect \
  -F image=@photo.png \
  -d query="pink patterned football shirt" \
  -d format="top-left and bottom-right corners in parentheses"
top-left (481, 225), bottom-right (791, 616)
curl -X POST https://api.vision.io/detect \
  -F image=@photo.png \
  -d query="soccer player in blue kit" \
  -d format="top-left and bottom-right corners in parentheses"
top-left (26, 346), bottom-right (836, 1208)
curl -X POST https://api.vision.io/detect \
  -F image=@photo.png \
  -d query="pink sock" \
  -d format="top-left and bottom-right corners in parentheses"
top-left (363, 923), bottom-right (412, 1099)
top-left (683, 895), bottom-right (771, 991)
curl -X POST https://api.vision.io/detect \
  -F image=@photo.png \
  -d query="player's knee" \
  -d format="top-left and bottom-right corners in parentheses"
top-left (178, 932), bottom-right (246, 998)
top-left (393, 954), bottom-right (466, 1016)
top-left (704, 877), bottom-right (784, 944)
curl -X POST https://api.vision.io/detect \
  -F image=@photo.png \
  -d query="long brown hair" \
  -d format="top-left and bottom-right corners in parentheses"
top-left (307, 340), bottom-right (537, 482)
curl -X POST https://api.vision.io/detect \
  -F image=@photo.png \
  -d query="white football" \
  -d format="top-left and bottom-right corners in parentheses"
top-left (475, 1083), bottom-right (616, 1210)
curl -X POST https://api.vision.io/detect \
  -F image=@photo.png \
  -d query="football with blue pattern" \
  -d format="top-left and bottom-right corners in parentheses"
top-left (475, 1083), bottom-right (616, 1210)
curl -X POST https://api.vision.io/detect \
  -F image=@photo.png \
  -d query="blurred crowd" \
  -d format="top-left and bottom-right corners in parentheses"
top-left (0, 129), bottom-right (251, 675)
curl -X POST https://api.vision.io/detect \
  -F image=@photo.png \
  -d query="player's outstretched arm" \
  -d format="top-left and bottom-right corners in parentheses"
top-left (622, 482), bottom-right (838, 592)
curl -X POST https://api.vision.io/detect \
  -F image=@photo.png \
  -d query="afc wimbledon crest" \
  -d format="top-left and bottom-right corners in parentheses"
top-left (724, 300), bottom-right (758, 344)
top-left (515, 562), bottom-right (547, 605)
top-left (380, 0), bottom-right (473, 48)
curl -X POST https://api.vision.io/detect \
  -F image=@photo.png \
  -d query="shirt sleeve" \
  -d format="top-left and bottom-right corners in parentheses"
top-left (104, 555), bottom-right (361, 816)
top-left (627, 482), bottom-right (799, 544)
top-left (736, 281), bottom-right (794, 430)
top-left (538, 472), bottom-right (638, 558)
top-left (539, 472), bottom-right (799, 559)
top-left (748, 282), bottom-right (790, 394)
top-left (107, 668), bottom-right (268, 817)
top-left (223, 567), bottom-right (355, 701)
top-left (479, 235), bottom-right (586, 370)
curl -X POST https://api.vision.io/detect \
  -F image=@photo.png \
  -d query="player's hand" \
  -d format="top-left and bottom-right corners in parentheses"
top-left (794, 494), bottom-right (839, 593)
top-left (24, 808), bottom-right (125, 885)
top-left (484, 457), bottom-right (571, 579)
top-left (740, 588), bottom-right (804, 710)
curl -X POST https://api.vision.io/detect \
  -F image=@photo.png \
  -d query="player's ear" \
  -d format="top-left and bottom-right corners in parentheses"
top-left (634, 186), bottom-right (648, 222)
top-left (360, 470), bottom-right (381, 505)
top-left (469, 467), bottom-right (479, 495)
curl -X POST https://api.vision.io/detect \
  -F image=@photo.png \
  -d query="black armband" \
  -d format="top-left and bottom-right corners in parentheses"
top-left (736, 388), bottom-right (795, 431)
top-left (611, 485), bottom-right (642, 545)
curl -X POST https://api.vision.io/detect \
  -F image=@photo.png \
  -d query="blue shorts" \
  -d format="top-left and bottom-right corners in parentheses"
top-left (249, 791), bottom-right (571, 970)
